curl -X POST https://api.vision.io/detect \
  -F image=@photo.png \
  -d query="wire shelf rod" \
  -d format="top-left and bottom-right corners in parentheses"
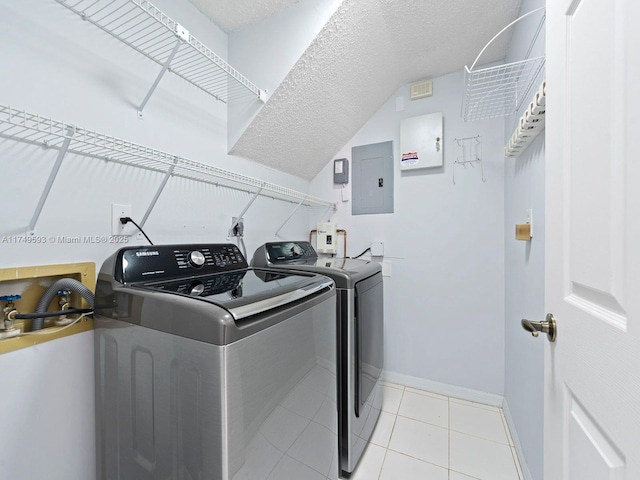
top-left (469, 7), bottom-right (545, 72)
top-left (0, 105), bottom-right (334, 208)
top-left (55, 0), bottom-right (266, 106)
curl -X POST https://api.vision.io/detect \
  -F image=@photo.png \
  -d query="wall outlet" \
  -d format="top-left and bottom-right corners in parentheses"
top-left (230, 217), bottom-right (244, 237)
top-left (111, 204), bottom-right (135, 236)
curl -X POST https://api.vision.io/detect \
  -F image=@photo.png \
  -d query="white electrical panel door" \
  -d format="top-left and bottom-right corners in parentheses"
top-left (400, 112), bottom-right (443, 171)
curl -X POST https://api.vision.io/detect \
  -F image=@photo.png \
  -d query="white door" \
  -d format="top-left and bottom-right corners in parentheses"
top-left (545, 0), bottom-right (640, 478)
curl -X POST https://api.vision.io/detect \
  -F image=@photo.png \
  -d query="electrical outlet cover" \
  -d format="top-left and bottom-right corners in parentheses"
top-left (370, 242), bottom-right (384, 256)
top-left (111, 204), bottom-right (135, 236)
top-left (231, 217), bottom-right (244, 237)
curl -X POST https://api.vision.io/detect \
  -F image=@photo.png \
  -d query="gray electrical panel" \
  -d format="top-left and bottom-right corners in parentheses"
top-left (352, 141), bottom-right (394, 215)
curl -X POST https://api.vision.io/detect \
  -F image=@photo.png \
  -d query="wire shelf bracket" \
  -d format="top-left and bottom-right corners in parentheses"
top-left (227, 188), bottom-right (263, 239)
top-left (0, 105), bottom-right (335, 234)
top-left (462, 7), bottom-right (546, 122)
top-left (137, 39), bottom-right (182, 118)
top-left (274, 196), bottom-right (307, 237)
top-left (55, 0), bottom-right (268, 117)
top-left (27, 127), bottom-right (75, 234)
top-left (140, 156), bottom-right (178, 228)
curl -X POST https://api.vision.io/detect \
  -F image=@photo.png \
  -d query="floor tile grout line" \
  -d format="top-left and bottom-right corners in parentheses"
top-left (378, 388), bottom-right (403, 479)
top-left (448, 427), bottom-right (512, 447)
top-left (395, 412), bottom-right (449, 430)
top-left (385, 446), bottom-right (449, 472)
top-left (450, 467), bottom-right (483, 480)
top-left (377, 444), bottom-right (389, 480)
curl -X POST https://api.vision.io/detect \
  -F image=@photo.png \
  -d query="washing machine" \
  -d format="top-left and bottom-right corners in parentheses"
top-left (94, 243), bottom-right (338, 480)
top-left (252, 241), bottom-right (383, 478)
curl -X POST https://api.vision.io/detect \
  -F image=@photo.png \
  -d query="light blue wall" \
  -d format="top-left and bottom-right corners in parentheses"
top-left (503, 0), bottom-right (546, 479)
top-left (310, 70), bottom-right (507, 396)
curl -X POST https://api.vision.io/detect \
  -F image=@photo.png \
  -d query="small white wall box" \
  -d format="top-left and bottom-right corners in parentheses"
top-left (400, 112), bottom-right (443, 171)
top-left (370, 242), bottom-right (384, 256)
top-left (316, 222), bottom-right (338, 254)
top-left (334, 158), bottom-right (349, 184)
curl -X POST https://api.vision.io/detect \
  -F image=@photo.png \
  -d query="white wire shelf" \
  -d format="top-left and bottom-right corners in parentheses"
top-left (55, 0), bottom-right (267, 108)
top-left (462, 7), bottom-right (545, 122)
top-left (462, 57), bottom-right (545, 122)
top-left (0, 104), bottom-right (333, 209)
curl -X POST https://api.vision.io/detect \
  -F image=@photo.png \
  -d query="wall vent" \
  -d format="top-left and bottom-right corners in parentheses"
top-left (410, 79), bottom-right (433, 100)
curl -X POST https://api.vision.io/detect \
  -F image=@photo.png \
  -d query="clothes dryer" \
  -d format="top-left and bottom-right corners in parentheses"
top-left (252, 241), bottom-right (384, 478)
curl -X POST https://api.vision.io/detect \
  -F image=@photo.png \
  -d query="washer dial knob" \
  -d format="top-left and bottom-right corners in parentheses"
top-left (188, 251), bottom-right (206, 267)
top-left (189, 282), bottom-right (205, 296)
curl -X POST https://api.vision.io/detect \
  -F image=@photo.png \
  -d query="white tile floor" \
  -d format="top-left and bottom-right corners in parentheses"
top-left (352, 382), bottom-right (524, 480)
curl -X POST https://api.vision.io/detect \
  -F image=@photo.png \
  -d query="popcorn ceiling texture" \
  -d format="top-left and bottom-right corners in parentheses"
top-left (189, 0), bottom-right (301, 32)
top-left (196, 0), bottom-right (523, 180)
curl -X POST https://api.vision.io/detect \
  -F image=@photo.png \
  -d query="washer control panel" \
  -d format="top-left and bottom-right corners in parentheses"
top-left (115, 244), bottom-right (247, 283)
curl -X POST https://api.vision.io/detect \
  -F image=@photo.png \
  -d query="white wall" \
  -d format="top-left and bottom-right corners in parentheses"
top-left (310, 71), bottom-right (506, 396)
top-left (0, 1), bottom-right (313, 478)
top-left (227, 0), bottom-right (342, 150)
top-left (502, 0), bottom-right (546, 479)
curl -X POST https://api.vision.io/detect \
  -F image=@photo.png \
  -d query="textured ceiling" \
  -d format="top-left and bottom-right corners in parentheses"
top-left (192, 0), bottom-right (523, 180)
top-left (227, 0), bottom-right (522, 180)
top-left (188, 0), bottom-right (300, 32)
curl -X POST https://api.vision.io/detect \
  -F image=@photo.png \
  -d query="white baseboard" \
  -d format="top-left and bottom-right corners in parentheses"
top-left (502, 398), bottom-right (534, 480)
top-left (382, 370), bottom-right (504, 407)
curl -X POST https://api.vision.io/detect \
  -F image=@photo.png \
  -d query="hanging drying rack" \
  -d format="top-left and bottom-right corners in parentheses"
top-left (462, 7), bottom-right (545, 122)
top-left (452, 135), bottom-right (485, 184)
top-left (55, 0), bottom-right (267, 118)
top-left (0, 105), bottom-right (335, 234)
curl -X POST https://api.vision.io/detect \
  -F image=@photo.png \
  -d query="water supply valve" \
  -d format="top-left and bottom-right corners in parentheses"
top-left (57, 289), bottom-right (71, 308)
top-left (1, 295), bottom-right (21, 338)
top-left (55, 289), bottom-right (73, 326)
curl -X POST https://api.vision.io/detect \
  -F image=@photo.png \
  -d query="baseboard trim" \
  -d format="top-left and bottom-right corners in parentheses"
top-left (502, 398), bottom-right (534, 480)
top-left (382, 370), bottom-right (504, 407)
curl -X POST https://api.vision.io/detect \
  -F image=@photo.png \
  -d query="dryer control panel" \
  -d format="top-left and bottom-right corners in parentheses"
top-left (263, 241), bottom-right (318, 263)
top-left (114, 244), bottom-right (247, 283)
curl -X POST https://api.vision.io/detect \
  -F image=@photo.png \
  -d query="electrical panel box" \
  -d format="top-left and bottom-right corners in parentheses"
top-left (352, 141), bottom-right (394, 215)
top-left (316, 222), bottom-right (337, 254)
top-left (400, 112), bottom-right (443, 171)
top-left (334, 158), bottom-right (349, 184)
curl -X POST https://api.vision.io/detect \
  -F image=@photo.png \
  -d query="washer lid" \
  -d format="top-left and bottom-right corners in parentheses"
top-left (136, 268), bottom-right (332, 320)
